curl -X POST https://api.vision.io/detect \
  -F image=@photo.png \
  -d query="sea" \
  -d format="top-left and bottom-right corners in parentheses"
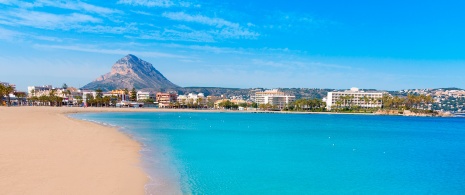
top-left (71, 112), bottom-right (465, 194)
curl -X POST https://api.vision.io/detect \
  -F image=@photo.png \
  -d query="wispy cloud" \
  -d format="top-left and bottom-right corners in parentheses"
top-left (0, 7), bottom-right (138, 35)
top-left (0, 9), bottom-right (101, 30)
top-left (162, 43), bottom-right (248, 54)
top-left (0, 26), bottom-right (65, 42)
top-left (117, 0), bottom-right (190, 8)
top-left (77, 24), bottom-right (138, 34)
top-left (251, 59), bottom-right (352, 70)
top-left (131, 10), bottom-right (154, 16)
top-left (0, 0), bottom-right (120, 15)
top-left (0, 27), bottom-right (21, 40)
top-left (127, 29), bottom-right (215, 42)
top-left (36, 0), bottom-right (120, 15)
top-left (162, 12), bottom-right (239, 28)
top-left (34, 44), bottom-right (188, 59)
top-left (162, 12), bottom-right (259, 39)
top-left (263, 12), bottom-right (333, 31)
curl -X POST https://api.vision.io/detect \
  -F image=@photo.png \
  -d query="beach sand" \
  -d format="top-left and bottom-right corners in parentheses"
top-left (0, 106), bottom-right (376, 194)
top-left (0, 106), bottom-right (148, 195)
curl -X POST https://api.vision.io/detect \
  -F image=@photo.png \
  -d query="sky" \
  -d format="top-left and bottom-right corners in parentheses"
top-left (1, 0), bottom-right (465, 91)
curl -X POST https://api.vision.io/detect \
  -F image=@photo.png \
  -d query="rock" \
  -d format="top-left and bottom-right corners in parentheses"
top-left (82, 54), bottom-right (179, 91)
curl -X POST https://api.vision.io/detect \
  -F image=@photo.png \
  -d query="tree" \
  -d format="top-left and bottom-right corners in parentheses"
top-left (62, 83), bottom-right (68, 90)
top-left (5, 85), bottom-right (14, 106)
top-left (48, 89), bottom-right (58, 106)
top-left (86, 93), bottom-right (95, 107)
top-left (39, 95), bottom-right (48, 106)
top-left (14, 92), bottom-right (26, 106)
top-left (0, 84), bottom-right (5, 106)
top-left (130, 88), bottom-right (137, 101)
top-left (29, 96), bottom-right (39, 106)
top-left (251, 102), bottom-right (258, 108)
top-left (95, 88), bottom-right (104, 107)
top-left (95, 88), bottom-right (103, 99)
top-left (197, 97), bottom-right (203, 108)
top-left (75, 96), bottom-right (83, 106)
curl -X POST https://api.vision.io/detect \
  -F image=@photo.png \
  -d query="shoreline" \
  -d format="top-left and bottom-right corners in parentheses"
top-left (1, 106), bottom-right (458, 193)
top-left (0, 107), bottom-right (148, 195)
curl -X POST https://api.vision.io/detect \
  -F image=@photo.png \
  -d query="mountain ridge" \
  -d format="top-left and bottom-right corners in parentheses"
top-left (82, 54), bottom-right (179, 91)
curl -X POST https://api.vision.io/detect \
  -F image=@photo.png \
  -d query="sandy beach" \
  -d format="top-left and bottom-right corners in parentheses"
top-left (0, 106), bottom-right (379, 194)
top-left (0, 106), bottom-right (149, 195)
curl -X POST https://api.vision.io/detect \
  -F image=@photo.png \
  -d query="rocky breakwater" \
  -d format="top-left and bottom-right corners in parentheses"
top-left (375, 109), bottom-right (454, 117)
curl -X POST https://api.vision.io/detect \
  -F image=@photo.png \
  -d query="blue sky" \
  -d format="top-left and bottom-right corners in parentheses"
top-left (1, 0), bottom-right (465, 91)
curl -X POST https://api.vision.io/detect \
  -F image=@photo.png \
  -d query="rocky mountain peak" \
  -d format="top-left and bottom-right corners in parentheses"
top-left (82, 54), bottom-right (179, 91)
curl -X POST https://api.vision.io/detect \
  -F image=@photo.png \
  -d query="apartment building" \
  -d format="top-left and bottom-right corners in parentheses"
top-left (253, 89), bottom-right (295, 109)
top-left (326, 87), bottom-right (384, 111)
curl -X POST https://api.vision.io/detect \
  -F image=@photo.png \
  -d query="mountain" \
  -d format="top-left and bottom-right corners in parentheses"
top-left (82, 54), bottom-right (179, 91)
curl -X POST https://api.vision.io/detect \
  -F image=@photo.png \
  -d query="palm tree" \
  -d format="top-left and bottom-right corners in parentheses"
top-left (335, 100), bottom-right (343, 112)
top-left (197, 97), bottom-right (203, 108)
top-left (29, 96), bottom-right (38, 106)
top-left (95, 88), bottom-right (103, 107)
top-left (424, 95), bottom-right (433, 110)
top-left (0, 84), bottom-right (5, 106)
top-left (75, 96), bottom-right (83, 106)
top-left (39, 95), bottom-right (48, 106)
top-left (14, 92), bottom-right (26, 106)
top-left (5, 85), bottom-right (14, 106)
top-left (130, 88), bottom-right (137, 102)
top-left (64, 89), bottom-right (71, 106)
top-left (48, 89), bottom-right (58, 106)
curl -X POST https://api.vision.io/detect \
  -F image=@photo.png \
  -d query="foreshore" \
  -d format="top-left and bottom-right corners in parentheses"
top-left (0, 106), bottom-right (149, 195)
top-left (0, 106), bottom-right (454, 194)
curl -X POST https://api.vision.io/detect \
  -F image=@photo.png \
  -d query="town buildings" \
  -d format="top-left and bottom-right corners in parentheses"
top-left (136, 91), bottom-right (155, 101)
top-left (326, 87), bottom-right (385, 111)
top-left (156, 92), bottom-right (178, 108)
top-left (253, 89), bottom-right (295, 109)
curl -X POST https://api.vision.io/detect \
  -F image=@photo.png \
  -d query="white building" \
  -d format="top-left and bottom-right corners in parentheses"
top-left (81, 90), bottom-right (97, 103)
top-left (27, 85), bottom-right (53, 97)
top-left (253, 89), bottom-right (295, 109)
top-left (136, 91), bottom-right (155, 101)
top-left (326, 87), bottom-right (385, 111)
top-left (177, 93), bottom-right (206, 105)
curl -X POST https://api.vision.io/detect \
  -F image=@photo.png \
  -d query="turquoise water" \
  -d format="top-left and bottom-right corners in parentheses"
top-left (72, 112), bottom-right (465, 194)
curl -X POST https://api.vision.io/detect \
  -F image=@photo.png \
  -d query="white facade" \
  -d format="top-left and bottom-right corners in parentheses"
top-left (27, 85), bottom-right (53, 97)
top-left (136, 91), bottom-right (154, 101)
top-left (326, 88), bottom-right (384, 111)
top-left (177, 93), bottom-right (206, 105)
top-left (253, 89), bottom-right (295, 109)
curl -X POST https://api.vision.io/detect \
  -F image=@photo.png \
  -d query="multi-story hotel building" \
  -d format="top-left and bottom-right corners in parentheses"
top-left (326, 87), bottom-right (385, 111)
top-left (136, 91), bottom-right (155, 101)
top-left (253, 89), bottom-right (295, 109)
top-left (156, 92), bottom-right (178, 108)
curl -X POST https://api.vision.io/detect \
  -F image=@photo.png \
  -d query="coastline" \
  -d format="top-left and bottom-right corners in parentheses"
top-left (1, 106), bottom-right (456, 194)
top-left (0, 107), bottom-right (148, 195)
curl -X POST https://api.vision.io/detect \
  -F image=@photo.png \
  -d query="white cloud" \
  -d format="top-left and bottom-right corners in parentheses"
top-left (34, 44), bottom-right (188, 59)
top-left (30, 35), bottom-right (63, 42)
top-left (264, 12), bottom-right (333, 31)
top-left (162, 12), bottom-right (259, 39)
top-left (162, 12), bottom-right (239, 28)
top-left (251, 59), bottom-right (352, 70)
top-left (1, 9), bottom-right (101, 30)
top-left (129, 29), bottom-right (215, 42)
top-left (118, 0), bottom-right (194, 7)
top-left (131, 10), bottom-right (154, 16)
top-left (77, 24), bottom-right (138, 34)
top-left (35, 0), bottom-right (120, 15)
top-left (117, 0), bottom-right (175, 7)
top-left (0, 27), bottom-right (21, 40)
top-left (0, 0), bottom-right (119, 15)
top-left (0, 0), bottom-right (14, 5)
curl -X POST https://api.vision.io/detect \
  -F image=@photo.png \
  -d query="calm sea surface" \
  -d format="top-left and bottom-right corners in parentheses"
top-left (72, 112), bottom-right (465, 194)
